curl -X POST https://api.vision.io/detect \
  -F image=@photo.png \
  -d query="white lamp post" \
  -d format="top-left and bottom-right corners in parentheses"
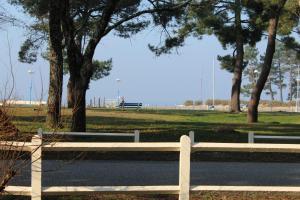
top-left (116, 78), bottom-right (121, 105)
top-left (28, 69), bottom-right (34, 105)
top-left (212, 58), bottom-right (215, 108)
top-left (254, 69), bottom-right (259, 82)
top-left (250, 69), bottom-right (259, 95)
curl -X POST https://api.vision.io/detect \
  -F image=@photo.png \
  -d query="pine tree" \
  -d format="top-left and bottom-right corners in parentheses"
top-left (149, 0), bottom-right (264, 113)
top-left (248, 0), bottom-right (299, 123)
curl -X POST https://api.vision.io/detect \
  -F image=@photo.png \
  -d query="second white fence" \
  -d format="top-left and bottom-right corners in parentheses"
top-left (42, 130), bottom-right (140, 142)
top-left (248, 132), bottom-right (300, 143)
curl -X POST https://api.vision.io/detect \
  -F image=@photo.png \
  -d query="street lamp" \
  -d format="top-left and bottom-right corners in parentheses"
top-left (116, 78), bottom-right (121, 105)
top-left (296, 75), bottom-right (300, 112)
top-left (28, 69), bottom-right (34, 105)
top-left (249, 68), bottom-right (259, 96)
top-left (212, 58), bottom-right (215, 108)
top-left (253, 69), bottom-right (259, 83)
top-left (253, 69), bottom-right (259, 86)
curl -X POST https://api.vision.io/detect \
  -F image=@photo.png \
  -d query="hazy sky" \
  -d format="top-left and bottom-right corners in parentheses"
top-left (0, 1), bottom-right (279, 106)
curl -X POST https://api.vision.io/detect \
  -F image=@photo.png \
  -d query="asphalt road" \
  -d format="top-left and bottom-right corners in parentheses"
top-left (7, 160), bottom-right (300, 186)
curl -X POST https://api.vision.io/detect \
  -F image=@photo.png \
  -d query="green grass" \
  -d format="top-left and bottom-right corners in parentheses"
top-left (8, 107), bottom-right (300, 143)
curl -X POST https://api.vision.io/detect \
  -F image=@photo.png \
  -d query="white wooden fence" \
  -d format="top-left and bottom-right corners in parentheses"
top-left (3, 129), bottom-right (300, 200)
top-left (248, 132), bottom-right (300, 143)
top-left (42, 130), bottom-right (140, 142)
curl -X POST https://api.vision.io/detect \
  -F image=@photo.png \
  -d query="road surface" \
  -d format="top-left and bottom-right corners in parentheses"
top-left (7, 160), bottom-right (300, 186)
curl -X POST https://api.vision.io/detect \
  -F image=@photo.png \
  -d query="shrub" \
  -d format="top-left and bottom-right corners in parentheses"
top-left (194, 100), bottom-right (203, 106)
top-left (205, 99), bottom-right (229, 105)
top-left (184, 100), bottom-right (194, 106)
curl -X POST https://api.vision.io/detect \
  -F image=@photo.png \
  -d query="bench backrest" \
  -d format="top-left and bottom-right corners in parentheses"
top-left (119, 103), bottom-right (142, 108)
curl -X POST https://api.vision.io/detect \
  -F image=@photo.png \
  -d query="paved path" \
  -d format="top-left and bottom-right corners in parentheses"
top-left (8, 161), bottom-right (300, 186)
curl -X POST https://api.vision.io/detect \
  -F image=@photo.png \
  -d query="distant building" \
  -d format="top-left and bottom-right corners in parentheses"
top-left (0, 100), bottom-right (47, 106)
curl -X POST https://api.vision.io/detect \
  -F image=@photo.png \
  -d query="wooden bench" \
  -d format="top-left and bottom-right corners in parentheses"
top-left (118, 102), bottom-right (142, 109)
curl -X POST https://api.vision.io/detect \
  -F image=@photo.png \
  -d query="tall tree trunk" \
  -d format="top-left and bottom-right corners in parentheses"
top-left (71, 77), bottom-right (86, 132)
top-left (230, 0), bottom-right (243, 113)
top-left (46, 0), bottom-right (63, 128)
top-left (231, 48), bottom-right (243, 112)
top-left (247, 16), bottom-right (281, 123)
top-left (68, 61), bottom-right (91, 132)
top-left (67, 79), bottom-right (74, 108)
top-left (47, 48), bottom-right (63, 127)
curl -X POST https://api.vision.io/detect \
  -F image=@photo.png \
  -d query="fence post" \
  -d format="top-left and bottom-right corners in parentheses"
top-left (179, 135), bottom-right (191, 200)
top-left (248, 132), bottom-right (254, 143)
top-left (134, 130), bottom-right (140, 142)
top-left (189, 131), bottom-right (194, 144)
top-left (31, 129), bottom-right (43, 200)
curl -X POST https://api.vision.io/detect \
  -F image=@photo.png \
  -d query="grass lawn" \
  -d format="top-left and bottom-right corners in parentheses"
top-left (8, 106), bottom-right (300, 142)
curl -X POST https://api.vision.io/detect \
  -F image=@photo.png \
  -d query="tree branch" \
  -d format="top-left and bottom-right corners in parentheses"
top-left (83, 0), bottom-right (191, 60)
top-left (83, 0), bottom-right (120, 60)
top-left (102, 1), bottom-right (191, 38)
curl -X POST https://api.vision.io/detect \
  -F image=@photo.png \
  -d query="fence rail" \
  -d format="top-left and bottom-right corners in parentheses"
top-left (43, 130), bottom-right (140, 142)
top-left (3, 129), bottom-right (300, 200)
top-left (43, 142), bottom-right (180, 152)
top-left (248, 132), bottom-right (300, 143)
top-left (0, 141), bottom-right (32, 151)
